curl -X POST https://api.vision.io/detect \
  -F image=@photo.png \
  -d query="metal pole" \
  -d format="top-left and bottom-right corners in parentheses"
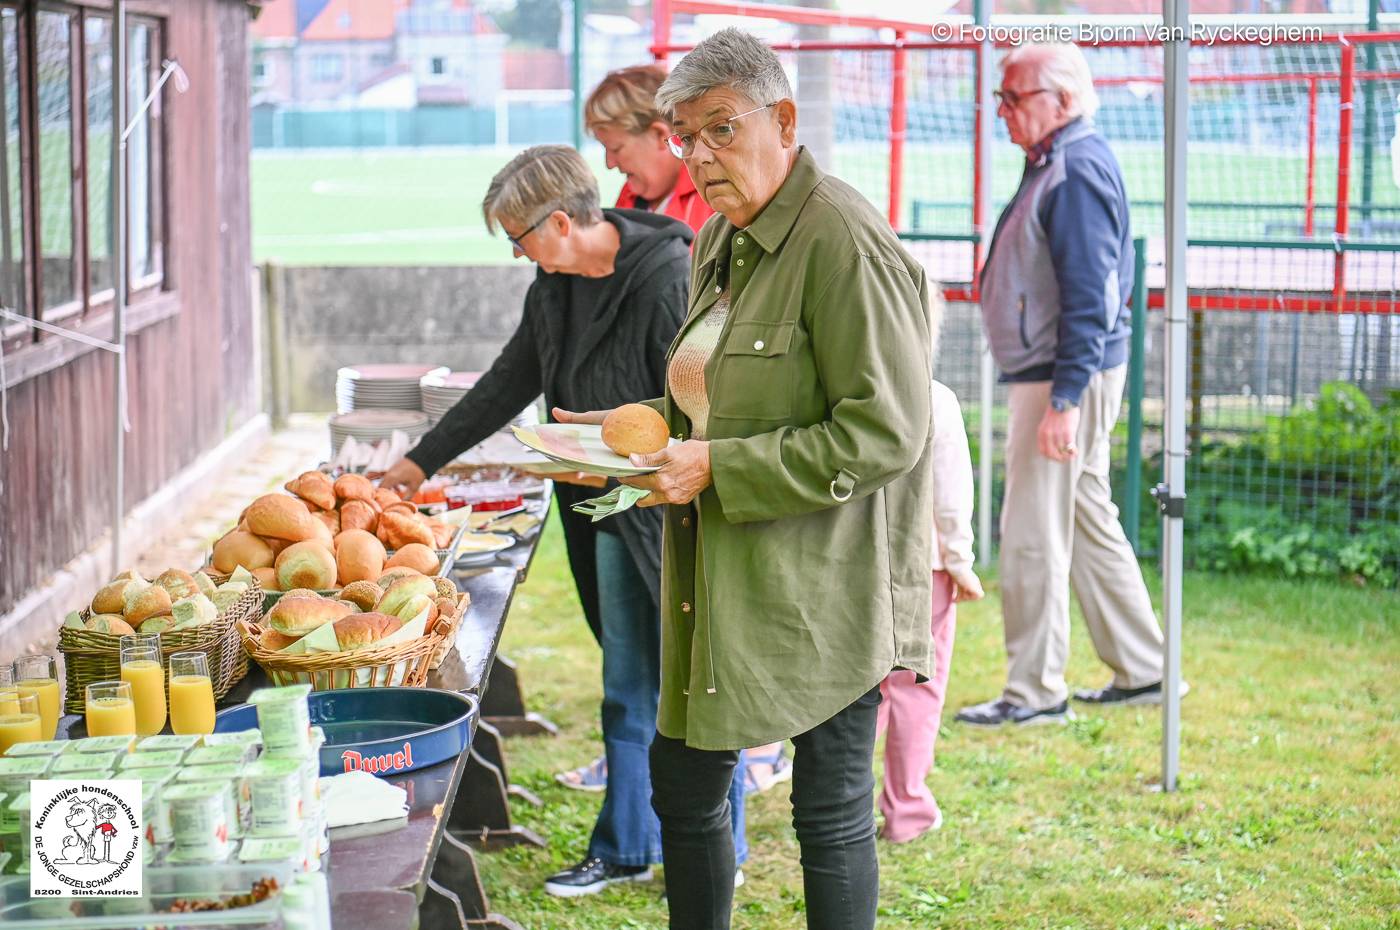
top-left (888, 32), bottom-right (907, 228)
top-left (973, 0), bottom-right (995, 567)
top-left (1304, 78), bottom-right (1317, 237)
top-left (571, 0), bottom-right (584, 150)
top-left (111, 0), bottom-right (126, 578)
top-left (652, 0), bottom-right (671, 63)
top-left (1124, 237), bottom-right (1147, 553)
top-left (1159, 0), bottom-right (1189, 793)
top-left (1359, 0), bottom-right (1379, 232)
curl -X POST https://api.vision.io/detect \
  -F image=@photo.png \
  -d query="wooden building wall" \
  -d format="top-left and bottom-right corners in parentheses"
top-left (0, 0), bottom-right (257, 616)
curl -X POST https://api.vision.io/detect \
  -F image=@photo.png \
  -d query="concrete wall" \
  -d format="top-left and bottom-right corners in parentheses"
top-left (271, 264), bottom-right (536, 412)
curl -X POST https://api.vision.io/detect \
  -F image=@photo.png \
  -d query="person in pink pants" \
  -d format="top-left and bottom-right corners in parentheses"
top-left (876, 379), bottom-right (984, 843)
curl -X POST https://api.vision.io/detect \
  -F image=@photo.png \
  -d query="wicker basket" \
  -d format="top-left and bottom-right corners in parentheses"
top-left (238, 593), bottom-right (467, 690)
top-left (59, 576), bottom-right (261, 715)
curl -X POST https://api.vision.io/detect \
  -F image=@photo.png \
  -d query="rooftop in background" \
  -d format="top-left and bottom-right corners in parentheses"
top-left (252, 0), bottom-right (490, 43)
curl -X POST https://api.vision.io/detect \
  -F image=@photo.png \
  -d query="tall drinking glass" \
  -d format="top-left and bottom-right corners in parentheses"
top-left (0, 692), bottom-right (42, 754)
top-left (85, 681), bottom-right (136, 737)
top-left (120, 644), bottom-right (167, 737)
top-left (168, 653), bottom-right (215, 736)
top-left (13, 655), bottom-right (60, 740)
top-left (0, 666), bottom-right (18, 717)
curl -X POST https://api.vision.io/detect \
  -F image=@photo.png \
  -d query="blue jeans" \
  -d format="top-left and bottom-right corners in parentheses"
top-left (588, 531), bottom-right (747, 867)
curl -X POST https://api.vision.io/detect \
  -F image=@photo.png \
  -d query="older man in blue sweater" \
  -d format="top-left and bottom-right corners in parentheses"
top-left (957, 43), bottom-right (1168, 728)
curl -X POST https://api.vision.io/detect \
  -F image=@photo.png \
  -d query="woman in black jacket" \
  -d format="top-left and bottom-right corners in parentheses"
top-left (380, 144), bottom-right (746, 898)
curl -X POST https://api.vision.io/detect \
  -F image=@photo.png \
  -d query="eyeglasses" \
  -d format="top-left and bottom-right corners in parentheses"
top-left (666, 103), bottom-right (775, 159)
top-left (505, 211), bottom-right (553, 252)
top-left (993, 88), bottom-right (1051, 109)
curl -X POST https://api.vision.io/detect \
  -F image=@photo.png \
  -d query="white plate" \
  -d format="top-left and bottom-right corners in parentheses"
top-left (511, 424), bottom-right (672, 478)
top-left (451, 532), bottom-right (515, 564)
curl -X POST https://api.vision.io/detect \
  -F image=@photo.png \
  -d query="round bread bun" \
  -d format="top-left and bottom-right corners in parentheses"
top-left (252, 567), bottom-right (280, 592)
top-left (602, 404), bottom-right (669, 457)
top-left (335, 530), bottom-right (387, 586)
top-left (260, 628), bottom-right (301, 651)
top-left (275, 541), bottom-right (338, 592)
top-left (246, 494), bottom-right (319, 542)
top-left (333, 473), bottom-right (376, 505)
top-left (385, 543), bottom-right (439, 575)
top-left (212, 530), bottom-right (275, 574)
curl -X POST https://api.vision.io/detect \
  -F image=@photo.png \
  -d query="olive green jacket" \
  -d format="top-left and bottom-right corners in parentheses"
top-left (654, 148), bottom-right (936, 750)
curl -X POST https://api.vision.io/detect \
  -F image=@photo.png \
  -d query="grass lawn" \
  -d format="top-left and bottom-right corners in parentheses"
top-left (474, 513), bottom-right (1399, 929)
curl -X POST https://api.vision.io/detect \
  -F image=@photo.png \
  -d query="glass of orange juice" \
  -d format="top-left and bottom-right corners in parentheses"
top-left (85, 681), bottom-right (136, 737)
top-left (168, 653), bottom-right (216, 736)
top-left (120, 644), bottom-right (167, 737)
top-left (0, 666), bottom-right (18, 717)
top-left (0, 692), bottom-right (43, 754)
top-left (13, 654), bottom-right (61, 741)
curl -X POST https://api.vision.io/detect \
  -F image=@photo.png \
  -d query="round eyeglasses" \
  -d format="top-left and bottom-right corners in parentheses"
top-left (666, 103), bottom-right (776, 159)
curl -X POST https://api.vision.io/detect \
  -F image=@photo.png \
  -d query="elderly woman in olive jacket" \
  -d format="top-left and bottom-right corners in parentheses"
top-left (556, 27), bottom-right (936, 930)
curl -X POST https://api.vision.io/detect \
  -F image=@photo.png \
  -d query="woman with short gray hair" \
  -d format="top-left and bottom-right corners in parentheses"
top-left (556, 27), bottom-right (937, 930)
top-left (379, 143), bottom-right (754, 898)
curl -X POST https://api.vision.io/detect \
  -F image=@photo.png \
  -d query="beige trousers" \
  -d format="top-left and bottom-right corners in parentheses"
top-left (999, 365), bottom-right (1164, 709)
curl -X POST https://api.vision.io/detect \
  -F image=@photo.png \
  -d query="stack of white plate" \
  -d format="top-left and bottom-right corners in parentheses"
top-left (420, 370), bottom-right (538, 429)
top-left (420, 371), bottom-right (482, 423)
top-left (329, 409), bottom-right (432, 452)
top-left (336, 363), bottom-right (448, 414)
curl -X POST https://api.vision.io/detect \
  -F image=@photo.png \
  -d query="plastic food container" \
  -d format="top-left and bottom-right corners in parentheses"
top-left (49, 751), bottom-right (122, 775)
top-left (187, 743), bottom-right (256, 767)
top-left (248, 685), bottom-right (312, 757)
top-left (0, 757), bottom-right (50, 795)
top-left (8, 794), bottom-right (29, 874)
top-left (137, 734), bottom-right (203, 754)
top-left (245, 757), bottom-right (303, 837)
top-left (237, 834), bottom-right (307, 872)
top-left (178, 764), bottom-right (248, 837)
top-left (200, 730), bottom-right (263, 752)
top-left (119, 749), bottom-right (187, 771)
top-left (70, 735), bottom-right (136, 754)
top-left (163, 782), bottom-right (232, 863)
top-left (2, 739), bottom-right (69, 759)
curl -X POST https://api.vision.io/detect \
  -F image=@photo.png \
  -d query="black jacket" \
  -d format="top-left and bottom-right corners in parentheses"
top-left (408, 209), bottom-right (693, 639)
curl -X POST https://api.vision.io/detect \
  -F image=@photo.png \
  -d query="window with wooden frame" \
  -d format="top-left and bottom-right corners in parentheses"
top-left (0, 1), bottom-right (167, 356)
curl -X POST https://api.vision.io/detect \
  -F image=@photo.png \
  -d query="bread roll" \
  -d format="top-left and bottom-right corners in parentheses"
top-left (211, 590), bottom-right (242, 614)
top-left (433, 576), bottom-right (457, 600)
top-left (335, 530), bottom-right (386, 586)
top-left (373, 487), bottom-right (403, 510)
top-left (275, 541), bottom-right (338, 592)
top-left (428, 521), bottom-right (455, 550)
top-left (139, 615), bottom-right (178, 635)
top-left (337, 581), bottom-right (382, 612)
top-left (280, 588), bottom-right (321, 599)
top-left (155, 569), bottom-right (200, 602)
top-left (333, 473), bottom-right (376, 505)
top-left (112, 569), bottom-right (145, 583)
top-left (124, 583), bottom-right (172, 625)
top-left (267, 595), bottom-right (355, 636)
top-left (246, 494), bottom-right (318, 542)
top-left (85, 614), bottom-right (136, 636)
top-left (377, 575), bottom-right (438, 618)
top-left (333, 611), bottom-right (404, 650)
top-left (382, 501), bottom-right (417, 519)
top-left (314, 509), bottom-right (341, 538)
top-left (171, 595), bottom-right (218, 629)
top-left (252, 566), bottom-right (280, 591)
top-left (394, 592), bottom-right (438, 625)
top-left (260, 628), bottom-right (301, 651)
top-left (212, 530), bottom-right (275, 574)
top-left (194, 571), bottom-right (218, 599)
top-left (285, 471), bottom-right (336, 511)
top-left (602, 403), bottom-right (670, 457)
top-left (266, 536), bottom-right (292, 557)
top-left (380, 511), bottom-right (435, 550)
top-left (91, 579), bottom-right (137, 615)
top-left (376, 566), bottom-right (422, 589)
top-left (339, 499), bottom-right (378, 535)
top-left (385, 543), bottom-right (438, 576)
top-left (308, 514), bottom-right (336, 550)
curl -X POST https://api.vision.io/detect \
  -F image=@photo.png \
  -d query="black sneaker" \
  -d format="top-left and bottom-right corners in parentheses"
top-left (1073, 681), bottom-right (1189, 706)
top-left (954, 698), bottom-right (1074, 727)
top-left (543, 857), bottom-right (652, 898)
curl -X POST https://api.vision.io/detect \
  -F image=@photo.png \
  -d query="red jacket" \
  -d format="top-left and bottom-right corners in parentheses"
top-left (615, 167), bottom-right (713, 237)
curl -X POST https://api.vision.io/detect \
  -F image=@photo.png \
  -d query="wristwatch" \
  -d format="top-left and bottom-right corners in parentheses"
top-left (1050, 396), bottom-right (1078, 413)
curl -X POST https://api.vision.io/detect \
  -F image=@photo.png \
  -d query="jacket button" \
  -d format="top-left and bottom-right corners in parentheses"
top-left (753, 339), bottom-right (765, 351)
top-left (736, 258), bottom-right (744, 267)
top-left (681, 516), bottom-right (691, 527)
top-left (714, 285), bottom-right (721, 294)
top-left (736, 236), bottom-right (745, 245)
top-left (681, 602), bottom-right (692, 613)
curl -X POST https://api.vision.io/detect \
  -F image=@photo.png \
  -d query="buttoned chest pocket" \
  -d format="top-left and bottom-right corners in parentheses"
top-left (711, 320), bottom-right (795, 422)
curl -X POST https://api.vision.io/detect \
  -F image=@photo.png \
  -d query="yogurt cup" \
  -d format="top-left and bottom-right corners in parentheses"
top-left (187, 743), bottom-right (256, 767)
top-left (200, 730), bottom-right (263, 751)
top-left (177, 763), bottom-right (248, 837)
top-left (163, 782), bottom-right (231, 862)
top-left (140, 781), bottom-right (162, 863)
top-left (9, 793), bottom-right (30, 873)
top-left (0, 756), bottom-right (51, 795)
top-left (136, 771), bottom-right (175, 843)
top-left (3, 739), bottom-right (69, 759)
top-left (248, 685), bottom-right (312, 756)
top-left (119, 750), bottom-right (187, 771)
top-left (137, 734), bottom-right (203, 754)
top-left (49, 751), bottom-right (121, 775)
top-left (71, 735), bottom-right (137, 754)
top-left (238, 834), bottom-right (307, 871)
top-left (246, 757), bottom-right (303, 836)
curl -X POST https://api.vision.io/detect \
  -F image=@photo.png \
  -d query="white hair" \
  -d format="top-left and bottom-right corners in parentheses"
top-left (1000, 42), bottom-right (1100, 119)
top-left (655, 27), bottom-right (793, 118)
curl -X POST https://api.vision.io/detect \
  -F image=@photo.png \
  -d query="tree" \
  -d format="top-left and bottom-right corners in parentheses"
top-left (497, 0), bottom-right (564, 49)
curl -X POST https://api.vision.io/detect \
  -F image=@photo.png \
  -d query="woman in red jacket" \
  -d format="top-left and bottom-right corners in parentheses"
top-left (573, 64), bottom-right (792, 800)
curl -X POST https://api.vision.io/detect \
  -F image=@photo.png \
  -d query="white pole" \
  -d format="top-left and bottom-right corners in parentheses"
top-left (111, 0), bottom-right (126, 578)
top-left (1160, 0), bottom-right (1189, 792)
top-left (975, 0), bottom-right (995, 567)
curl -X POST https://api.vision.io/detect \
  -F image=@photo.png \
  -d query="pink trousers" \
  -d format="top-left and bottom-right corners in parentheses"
top-left (876, 570), bottom-right (957, 843)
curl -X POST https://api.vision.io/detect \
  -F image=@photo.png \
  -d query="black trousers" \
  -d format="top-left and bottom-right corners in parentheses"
top-left (650, 686), bottom-right (882, 930)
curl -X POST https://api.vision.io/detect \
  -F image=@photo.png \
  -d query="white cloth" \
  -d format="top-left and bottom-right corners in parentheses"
top-left (318, 770), bottom-right (409, 828)
top-left (929, 379), bottom-right (975, 574)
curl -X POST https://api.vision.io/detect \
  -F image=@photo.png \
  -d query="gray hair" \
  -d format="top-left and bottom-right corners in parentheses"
top-left (1000, 42), bottom-right (1100, 119)
top-left (481, 144), bottom-right (602, 235)
top-left (655, 27), bottom-right (792, 118)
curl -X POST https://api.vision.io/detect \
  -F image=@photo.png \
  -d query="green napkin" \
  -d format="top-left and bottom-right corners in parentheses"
top-left (572, 485), bottom-right (651, 522)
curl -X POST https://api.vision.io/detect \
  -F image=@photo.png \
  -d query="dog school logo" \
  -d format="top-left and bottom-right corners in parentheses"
top-left (30, 780), bottom-right (142, 897)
